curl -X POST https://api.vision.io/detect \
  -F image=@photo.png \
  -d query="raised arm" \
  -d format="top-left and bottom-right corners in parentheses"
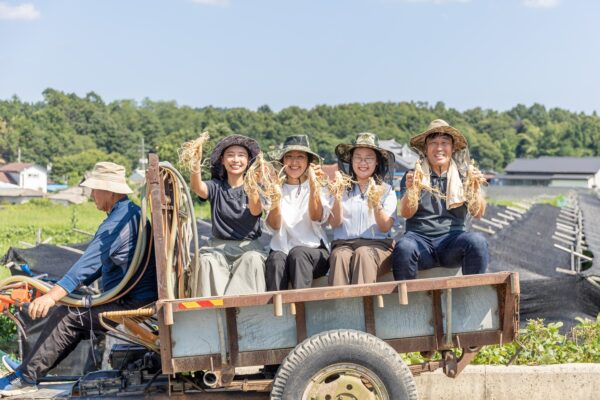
top-left (328, 196), bottom-right (343, 228)
top-left (308, 165), bottom-right (324, 222)
top-left (399, 171), bottom-right (418, 219)
top-left (265, 196), bottom-right (282, 229)
top-left (190, 161), bottom-right (209, 199)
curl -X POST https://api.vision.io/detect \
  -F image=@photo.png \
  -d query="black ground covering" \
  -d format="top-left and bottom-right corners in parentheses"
top-left (1, 242), bottom-right (89, 281)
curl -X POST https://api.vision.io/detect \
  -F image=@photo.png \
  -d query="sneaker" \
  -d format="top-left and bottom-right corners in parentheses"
top-left (0, 372), bottom-right (20, 391)
top-left (0, 375), bottom-right (37, 397)
top-left (1, 356), bottom-right (20, 374)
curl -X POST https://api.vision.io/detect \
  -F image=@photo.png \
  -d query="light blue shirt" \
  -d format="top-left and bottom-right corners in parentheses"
top-left (333, 183), bottom-right (397, 240)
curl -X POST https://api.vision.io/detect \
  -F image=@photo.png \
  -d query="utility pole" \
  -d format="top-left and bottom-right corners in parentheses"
top-left (138, 137), bottom-right (148, 171)
top-left (17, 147), bottom-right (21, 163)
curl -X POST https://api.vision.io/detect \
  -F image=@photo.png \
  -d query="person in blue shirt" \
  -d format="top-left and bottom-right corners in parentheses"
top-left (0, 162), bottom-right (157, 397)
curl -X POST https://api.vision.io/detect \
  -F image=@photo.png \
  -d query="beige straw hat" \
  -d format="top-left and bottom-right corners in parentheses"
top-left (409, 119), bottom-right (468, 154)
top-left (80, 162), bottom-right (133, 194)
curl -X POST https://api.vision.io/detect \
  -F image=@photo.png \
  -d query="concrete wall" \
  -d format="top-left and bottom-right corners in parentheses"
top-left (415, 364), bottom-right (600, 400)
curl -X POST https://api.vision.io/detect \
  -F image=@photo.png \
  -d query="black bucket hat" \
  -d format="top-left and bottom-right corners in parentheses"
top-left (210, 135), bottom-right (261, 179)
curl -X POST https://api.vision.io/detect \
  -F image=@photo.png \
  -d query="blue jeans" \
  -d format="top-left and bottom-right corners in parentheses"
top-left (392, 231), bottom-right (489, 280)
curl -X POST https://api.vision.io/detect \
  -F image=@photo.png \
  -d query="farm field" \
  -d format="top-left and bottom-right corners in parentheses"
top-left (0, 199), bottom-right (211, 265)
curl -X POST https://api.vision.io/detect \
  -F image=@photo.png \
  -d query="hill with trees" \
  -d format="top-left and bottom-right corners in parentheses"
top-left (1, 89), bottom-right (600, 184)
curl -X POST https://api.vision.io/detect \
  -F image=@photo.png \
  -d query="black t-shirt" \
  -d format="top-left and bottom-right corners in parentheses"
top-left (201, 179), bottom-right (262, 241)
top-left (400, 171), bottom-right (468, 237)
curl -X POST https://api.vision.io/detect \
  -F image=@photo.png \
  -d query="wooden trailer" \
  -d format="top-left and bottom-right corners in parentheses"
top-left (143, 154), bottom-right (520, 399)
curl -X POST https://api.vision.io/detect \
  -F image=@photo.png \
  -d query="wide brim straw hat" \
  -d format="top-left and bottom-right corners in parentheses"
top-left (269, 135), bottom-right (322, 164)
top-left (80, 161), bottom-right (133, 194)
top-left (409, 119), bottom-right (468, 154)
top-left (210, 135), bottom-right (261, 179)
top-left (335, 132), bottom-right (395, 167)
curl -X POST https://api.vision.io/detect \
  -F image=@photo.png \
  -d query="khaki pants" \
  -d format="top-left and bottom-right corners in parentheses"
top-left (328, 239), bottom-right (394, 286)
top-left (192, 238), bottom-right (267, 297)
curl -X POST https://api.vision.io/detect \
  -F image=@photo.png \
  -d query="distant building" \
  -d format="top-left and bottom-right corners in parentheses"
top-left (378, 139), bottom-right (419, 173)
top-left (0, 188), bottom-right (44, 204)
top-left (498, 157), bottom-right (600, 188)
top-left (0, 163), bottom-right (48, 193)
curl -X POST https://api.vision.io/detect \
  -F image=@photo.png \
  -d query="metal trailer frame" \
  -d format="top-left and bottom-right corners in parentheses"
top-left (146, 154), bottom-right (520, 394)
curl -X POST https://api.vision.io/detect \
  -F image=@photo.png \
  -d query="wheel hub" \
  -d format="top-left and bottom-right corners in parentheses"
top-left (303, 363), bottom-right (389, 400)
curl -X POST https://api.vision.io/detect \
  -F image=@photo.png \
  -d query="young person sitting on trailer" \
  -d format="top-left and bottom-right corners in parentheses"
top-left (190, 135), bottom-right (267, 297)
top-left (392, 119), bottom-right (488, 280)
top-left (264, 135), bottom-right (332, 291)
top-left (328, 132), bottom-right (398, 286)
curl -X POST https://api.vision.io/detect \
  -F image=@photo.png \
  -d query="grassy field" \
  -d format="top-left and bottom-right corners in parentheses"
top-left (0, 198), bottom-right (210, 262)
top-left (0, 200), bottom-right (105, 256)
top-left (0, 199), bottom-right (106, 279)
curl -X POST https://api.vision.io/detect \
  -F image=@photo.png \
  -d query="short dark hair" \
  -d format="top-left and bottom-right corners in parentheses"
top-left (425, 132), bottom-right (454, 144)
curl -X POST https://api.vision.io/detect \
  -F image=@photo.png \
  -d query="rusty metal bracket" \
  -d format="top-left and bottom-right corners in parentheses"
top-left (442, 346), bottom-right (480, 378)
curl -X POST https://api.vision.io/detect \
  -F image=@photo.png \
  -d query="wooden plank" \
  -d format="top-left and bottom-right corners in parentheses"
top-left (226, 308), bottom-right (239, 366)
top-left (432, 290), bottom-right (444, 349)
top-left (501, 275), bottom-right (518, 343)
top-left (165, 272), bottom-right (513, 312)
top-left (363, 296), bottom-right (376, 335)
top-left (147, 153), bottom-right (174, 374)
top-left (294, 302), bottom-right (307, 343)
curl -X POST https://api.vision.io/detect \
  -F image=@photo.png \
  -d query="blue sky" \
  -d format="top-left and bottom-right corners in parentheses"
top-left (1, 0), bottom-right (599, 113)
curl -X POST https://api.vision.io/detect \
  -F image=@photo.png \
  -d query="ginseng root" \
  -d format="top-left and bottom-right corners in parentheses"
top-left (178, 131), bottom-right (210, 173)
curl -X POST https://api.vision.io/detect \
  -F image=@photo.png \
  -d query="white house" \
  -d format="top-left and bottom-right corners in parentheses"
top-left (0, 163), bottom-right (48, 193)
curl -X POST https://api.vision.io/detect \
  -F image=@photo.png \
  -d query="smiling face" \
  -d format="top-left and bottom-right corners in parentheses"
top-left (351, 147), bottom-right (378, 181)
top-left (221, 145), bottom-right (249, 178)
top-left (425, 133), bottom-right (454, 171)
top-left (283, 150), bottom-right (309, 182)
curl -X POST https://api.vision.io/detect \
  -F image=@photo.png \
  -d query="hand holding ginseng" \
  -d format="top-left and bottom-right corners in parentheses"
top-left (465, 163), bottom-right (487, 218)
top-left (366, 178), bottom-right (386, 210)
top-left (308, 163), bottom-right (328, 191)
top-left (178, 131), bottom-right (210, 174)
top-left (329, 171), bottom-right (353, 201)
top-left (404, 170), bottom-right (415, 190)
top-left (244, 153), bottom-right (284, 210)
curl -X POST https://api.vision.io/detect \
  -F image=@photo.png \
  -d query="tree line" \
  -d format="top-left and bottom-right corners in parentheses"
top-left (1, 88), bottom-right (600, 184)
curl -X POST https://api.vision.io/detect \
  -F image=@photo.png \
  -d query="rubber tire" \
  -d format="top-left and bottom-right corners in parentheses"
top-left (270, 329), bottom-right (418, 400)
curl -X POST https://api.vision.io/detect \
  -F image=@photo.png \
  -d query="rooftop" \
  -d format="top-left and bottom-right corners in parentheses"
top-left (0, 162), bottom-right (34, 172)
top-left (505, 157), bottom-right (600, 174)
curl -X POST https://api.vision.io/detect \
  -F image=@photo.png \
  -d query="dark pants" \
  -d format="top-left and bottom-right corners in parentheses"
top-left (19, 298), bottom-right (148, 382)
top-left (392, 231), bottom-right (489, 280)
top-left (265, 246), bottom-right (329, 290)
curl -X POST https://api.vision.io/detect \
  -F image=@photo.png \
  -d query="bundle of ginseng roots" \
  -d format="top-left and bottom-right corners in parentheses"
top-left (243, 153), bottom-right (285, 210)
top-left (178, 131), bottom-right (211, 173)
top-left (406, 159), bottom-right (487, 215)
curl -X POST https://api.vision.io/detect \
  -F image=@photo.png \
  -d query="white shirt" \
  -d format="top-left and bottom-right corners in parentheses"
top-left (267, 181), bottom-right (333, 254)
top-left (333, 182), bottom-right (397, 240)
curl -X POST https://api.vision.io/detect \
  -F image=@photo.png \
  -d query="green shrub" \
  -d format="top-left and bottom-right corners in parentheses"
top-left (401, 316), bottom-right (600, 366)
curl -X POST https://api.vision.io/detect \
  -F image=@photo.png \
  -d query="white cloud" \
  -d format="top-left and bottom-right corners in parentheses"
top-left (191, 0), bottom-right (230, 6)
top-left (0, 2), bottom-right (40, 21)
top-left (523, 0), bottom-right (559, 8)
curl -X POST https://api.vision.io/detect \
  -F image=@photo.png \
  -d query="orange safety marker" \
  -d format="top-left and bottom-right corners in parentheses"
top-left (178, 299), bottom-right (224, 310)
